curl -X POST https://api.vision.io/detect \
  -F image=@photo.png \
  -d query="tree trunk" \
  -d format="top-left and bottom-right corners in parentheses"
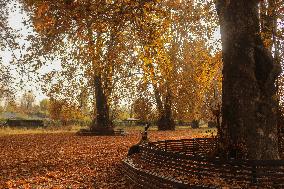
top-left (86, 23), bottom-right (113, 134)
top-left (90, 75), bottom-right (113, 134)
top-left (154, 84), bottom-right (175, 131)
top-left (216, 0), bottom-right (281, 159)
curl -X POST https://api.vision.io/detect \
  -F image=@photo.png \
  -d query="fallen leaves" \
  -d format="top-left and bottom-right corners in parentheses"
top-left (0, 130), bottom-right (194, 188)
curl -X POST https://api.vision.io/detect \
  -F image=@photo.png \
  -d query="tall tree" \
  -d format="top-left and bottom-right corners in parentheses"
top-left (133, 0), bottom-right (218, 130)
top-left (22, 0), bottom-right (222, 133)
top-left (172, 40), bottom-right (222, 124)
top-left (132, 0), bottom-right (175, 130)
top-left (39, 98), bottom-right (50, 117)
top-left (0, 64), bottom-right (13, 99)
top-left (259, 0), bottom-right (284, 146)
top-left (216, 0), bottom-right (281, 159)
top-left (22, 0), bottom-right (131, 134)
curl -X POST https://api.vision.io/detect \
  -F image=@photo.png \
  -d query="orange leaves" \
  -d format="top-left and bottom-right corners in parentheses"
top-left (5, 179), bottom-right (32, 189)
top-left (36, 3), bottom-right (49, 18)
top-left (34, 16), bottom-right (55, 33)
top-left (5, 180), bottom-right (14, 188)
top-left (49, 99), bottom-right (84, 123)
top-left (0, 131), bottom-right (195, 188)
top-left (34, 3), bottom-right (56, 32)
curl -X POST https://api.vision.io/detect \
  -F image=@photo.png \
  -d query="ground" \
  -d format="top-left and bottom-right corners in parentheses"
top-left (0, 128), bottom-right (214, 189)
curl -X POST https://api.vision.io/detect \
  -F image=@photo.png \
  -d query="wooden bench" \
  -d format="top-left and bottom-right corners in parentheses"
top-left (114, 128), bottom-right (127, 136)
top-left (135, 139), bottom-right (284, 188)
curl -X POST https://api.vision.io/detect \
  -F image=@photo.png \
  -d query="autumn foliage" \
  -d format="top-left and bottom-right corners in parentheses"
top-left (49, 98), bottom-right (85, 125)
top-left (0, 130), bottom-right (196, 188)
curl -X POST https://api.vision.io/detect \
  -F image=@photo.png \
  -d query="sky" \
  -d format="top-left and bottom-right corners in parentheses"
top-left (1, 1), bottom-right (61, 104)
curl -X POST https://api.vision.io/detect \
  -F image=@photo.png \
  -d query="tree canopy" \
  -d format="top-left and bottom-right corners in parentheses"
top-left (0, 0), bottom-right (283, 159)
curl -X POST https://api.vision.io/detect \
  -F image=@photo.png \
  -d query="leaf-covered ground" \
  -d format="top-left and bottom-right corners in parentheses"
top-left (0, 130), bottom-right (198, 188)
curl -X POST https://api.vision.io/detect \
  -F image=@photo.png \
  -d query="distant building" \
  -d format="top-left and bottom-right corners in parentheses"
top-left (116, 118), bottom-right (140, 126)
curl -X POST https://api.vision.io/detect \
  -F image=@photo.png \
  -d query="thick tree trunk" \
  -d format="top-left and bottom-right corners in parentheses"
top-left (90, 75), bottom-right (113, 134)
top-left (86, 24), bottom-right (113, 134)
top-left (216, 0), bottom-right (281, 159)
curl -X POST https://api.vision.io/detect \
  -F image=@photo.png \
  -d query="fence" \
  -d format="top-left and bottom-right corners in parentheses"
top-left (122, 137), bottom-right (284, 188)
top-left (121, 158), bottom-right (217, 189)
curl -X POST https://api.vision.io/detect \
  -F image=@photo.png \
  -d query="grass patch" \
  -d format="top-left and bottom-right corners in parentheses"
top-left (115, 125), bottom-right (216, 131)
top-left (0, 125), bottom-right (85, 136)
top-left (0, 125), bottom-right (217, 137)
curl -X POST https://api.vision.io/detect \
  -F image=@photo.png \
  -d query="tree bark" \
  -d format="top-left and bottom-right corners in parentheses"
top-left (153, 83), bottom-right (175, 131)
top-left (216, 0), bottom-right (281, 159)
top-left (87, 22), bottom-right (113, 134)
top-left (90, 75), bottom-right (113, 133)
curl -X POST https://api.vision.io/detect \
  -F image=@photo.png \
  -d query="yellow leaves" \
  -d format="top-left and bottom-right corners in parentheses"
top-left (172, 38), bottom-right (223, 120)
top-left (138, 14), bottom-right (173, 83)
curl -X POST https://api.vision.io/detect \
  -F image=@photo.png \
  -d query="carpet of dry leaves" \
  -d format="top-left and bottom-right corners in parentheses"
top-left (0, 130), bottom-right (196, 189)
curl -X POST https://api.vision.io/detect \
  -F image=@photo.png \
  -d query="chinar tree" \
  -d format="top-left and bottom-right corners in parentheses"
top-left (133, 0), bottom-right (218, 130)
top-left (22, 0), bottom-right (130, 134)
top-left (132, 0), bottom-right (175, 131)
top-left (216, 0), bottom-right (281, 159)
